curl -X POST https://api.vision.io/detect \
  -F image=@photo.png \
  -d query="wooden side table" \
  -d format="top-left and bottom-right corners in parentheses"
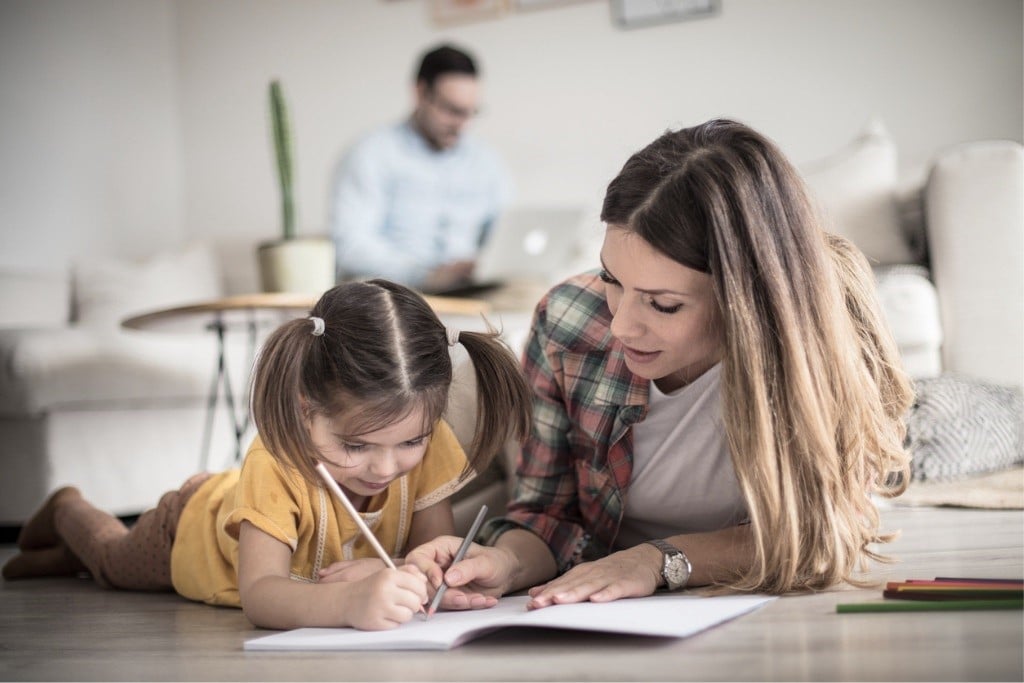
top-left (123, 292), bottom-right (490, 468)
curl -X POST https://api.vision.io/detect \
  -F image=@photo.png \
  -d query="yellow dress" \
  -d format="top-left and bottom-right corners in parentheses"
top-left (169, 420), bottom-right (471, 607)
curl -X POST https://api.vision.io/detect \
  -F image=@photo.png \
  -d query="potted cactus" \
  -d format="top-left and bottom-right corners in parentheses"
top-left (256, 79), bottom-right (335, 294)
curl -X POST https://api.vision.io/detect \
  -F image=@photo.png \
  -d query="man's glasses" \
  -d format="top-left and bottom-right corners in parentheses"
top-left (426, 90), bottom-right (479, 121)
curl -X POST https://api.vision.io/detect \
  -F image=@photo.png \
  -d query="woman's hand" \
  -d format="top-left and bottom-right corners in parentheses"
top-left (404, 535), bottom-right (514, 610)
top-left (526, 544), bottom-right (661, 609)
top-left (341, 564), bottom-right (429, 631)
top-left (317, 558), bottom-right (389, 584)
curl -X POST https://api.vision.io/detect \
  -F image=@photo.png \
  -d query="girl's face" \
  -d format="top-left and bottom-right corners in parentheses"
top-left (308, 404), bottom-right (431, 501)
top-left (600, 226), bottom-right (724, 393)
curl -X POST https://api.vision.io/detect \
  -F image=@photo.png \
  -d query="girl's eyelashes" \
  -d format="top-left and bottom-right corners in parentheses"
top-left (339, 436), bottom-right (428, 452)
top-left (598, 269), bottom-right (619, 286)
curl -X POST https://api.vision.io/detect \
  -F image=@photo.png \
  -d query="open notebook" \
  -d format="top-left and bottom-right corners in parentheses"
top-left (244, 593), bottom-right (773, 651)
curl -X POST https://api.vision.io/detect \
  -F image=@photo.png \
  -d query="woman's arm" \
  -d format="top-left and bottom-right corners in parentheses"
top-left (525, 524), bottom-right (754, 608)
top-left (237, 521), bottom-right (428, 630)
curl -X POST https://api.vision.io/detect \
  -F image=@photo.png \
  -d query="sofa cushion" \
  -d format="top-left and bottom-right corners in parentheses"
top-left (907, 375), bottom-right (1023, 482)
top-left (0, 270), bottom-right (71, 328)
top-left (74, 242), bottom-right (223, 329)
top-left (803, 119), bottom-right (915, 265)
top-left (874, 265), bottom-right (942, 379)
top-left (0, 327), bottom-right (223, 416)
top-left (925, 140), bottom-right (1024, 388)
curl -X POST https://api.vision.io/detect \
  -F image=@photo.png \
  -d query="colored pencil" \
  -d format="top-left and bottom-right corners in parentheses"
top-left (837, 599), bottom-right (1023, 613)
top-left (931, 577), bottom-right (1024, 585)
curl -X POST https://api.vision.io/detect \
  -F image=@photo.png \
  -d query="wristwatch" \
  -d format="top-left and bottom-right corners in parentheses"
top-left (644, 539), bottom-right (692, 591)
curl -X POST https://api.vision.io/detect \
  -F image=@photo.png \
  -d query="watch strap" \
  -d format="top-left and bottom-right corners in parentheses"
top-left (643, 538), bottom-right (692, 591)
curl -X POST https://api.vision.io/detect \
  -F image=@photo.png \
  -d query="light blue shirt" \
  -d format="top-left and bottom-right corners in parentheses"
top-left (329, 120), bottom-right (511, 287)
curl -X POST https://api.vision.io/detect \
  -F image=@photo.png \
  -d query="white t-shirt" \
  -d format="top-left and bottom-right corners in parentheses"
top-left (614, 364), bottom-right (748, 550)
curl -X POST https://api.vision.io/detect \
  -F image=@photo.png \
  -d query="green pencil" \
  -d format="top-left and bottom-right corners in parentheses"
top-left (837, 599), bottom-right (1023, 613)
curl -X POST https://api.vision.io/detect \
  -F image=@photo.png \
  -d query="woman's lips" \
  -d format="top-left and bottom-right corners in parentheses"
top-left (358, 480), bottom-right (390, 491)
top-left (622, 345), bottom-right (661, 364)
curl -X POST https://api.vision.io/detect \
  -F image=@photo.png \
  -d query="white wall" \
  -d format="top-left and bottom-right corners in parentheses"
top-left (0, 0), bottom-right (183, 271)
top-left (2, 0), bottom-right (1021, 291)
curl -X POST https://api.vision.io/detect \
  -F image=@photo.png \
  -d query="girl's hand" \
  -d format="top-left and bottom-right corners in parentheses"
top-left (317, 558), bottom-right (389, 584)
top-left (343, 564), bottom-right (429, 631)
top-left (525, 545), bottom-right (661, 609)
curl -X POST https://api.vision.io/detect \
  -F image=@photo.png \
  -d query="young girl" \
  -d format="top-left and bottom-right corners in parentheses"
top-left (3, 279), bottom-right (531, 631)
top-left (409, 118), bottom-right (913, 608)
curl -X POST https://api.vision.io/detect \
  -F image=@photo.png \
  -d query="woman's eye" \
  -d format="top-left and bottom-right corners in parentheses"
top-left (649, 299), bottom-right (683, 314)
top-left (598, 269), bottom-right (619, 286)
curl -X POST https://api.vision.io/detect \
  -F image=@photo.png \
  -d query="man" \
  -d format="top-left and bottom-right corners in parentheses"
top-left (329, 44), bottom-right (511, 292)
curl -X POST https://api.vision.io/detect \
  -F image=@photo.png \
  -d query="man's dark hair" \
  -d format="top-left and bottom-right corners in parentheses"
top-left (415, 44), bottom-right (477, 89)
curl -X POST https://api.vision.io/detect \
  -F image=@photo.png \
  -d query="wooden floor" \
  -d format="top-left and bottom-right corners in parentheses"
top-left (1, 506), bottom-right (1021, 682)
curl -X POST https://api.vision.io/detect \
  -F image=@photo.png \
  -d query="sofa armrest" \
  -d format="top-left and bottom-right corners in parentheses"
top-left (925, 141), bottom-right (1024, 388)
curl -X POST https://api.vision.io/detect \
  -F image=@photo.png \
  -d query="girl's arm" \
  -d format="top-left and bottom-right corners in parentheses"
top-left (404, 498), bottom-right (455, 550)
top-left (237, 520), bottom-right (428, 630)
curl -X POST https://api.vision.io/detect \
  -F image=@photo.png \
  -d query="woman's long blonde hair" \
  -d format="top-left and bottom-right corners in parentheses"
top-left (601, 119), bottom-right (912, 593)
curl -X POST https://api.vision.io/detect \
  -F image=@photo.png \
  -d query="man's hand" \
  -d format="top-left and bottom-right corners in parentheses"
top-left (422, 260), bottom-right (475, 293)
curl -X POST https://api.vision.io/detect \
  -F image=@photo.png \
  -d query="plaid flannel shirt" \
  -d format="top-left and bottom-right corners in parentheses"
top-left (479, 271), bottom-right (650, 572)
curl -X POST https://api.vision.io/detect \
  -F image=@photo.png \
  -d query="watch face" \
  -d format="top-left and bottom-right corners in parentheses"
top-left (665, 554), bottom-right (689, 588)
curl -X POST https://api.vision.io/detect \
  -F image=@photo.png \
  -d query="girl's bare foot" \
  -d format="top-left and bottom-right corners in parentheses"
top-left (16, 487), bottom-right (83, 550)
top-left (2, 544), bottom-right (86, 580)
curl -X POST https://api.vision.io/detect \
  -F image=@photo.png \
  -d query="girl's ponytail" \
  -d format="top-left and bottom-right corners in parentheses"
top-left (250, 318), bottom-right (322, 483)
top-left (455, 330), bottom-right (532, 477)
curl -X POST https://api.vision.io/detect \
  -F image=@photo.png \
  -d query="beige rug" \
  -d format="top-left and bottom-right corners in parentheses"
top-left (895, 466), bottom-right (1024, 509)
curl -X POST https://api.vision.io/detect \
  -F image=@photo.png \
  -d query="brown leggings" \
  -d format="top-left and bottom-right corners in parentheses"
top-left (56, 472), bottom-right (213, 590)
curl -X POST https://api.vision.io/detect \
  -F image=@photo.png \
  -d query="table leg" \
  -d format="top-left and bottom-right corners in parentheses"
top-left (199, 311), bottom-right (262, 470)
top-left (200, 317), bottom-right (228, 470)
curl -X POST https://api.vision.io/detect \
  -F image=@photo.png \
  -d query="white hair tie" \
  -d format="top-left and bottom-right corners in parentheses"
top-left (446, 326), bottom-right (461, 347)
top-left (309, 316), bottom-right (325, 336)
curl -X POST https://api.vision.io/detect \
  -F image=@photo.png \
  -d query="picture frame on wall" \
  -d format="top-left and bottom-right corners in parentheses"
top-left (514, 0), bottom-right (597, 10)
top-left (611, 0), bottom-right (720, 30)
top-left (431, 0), bottom-right (509, 25)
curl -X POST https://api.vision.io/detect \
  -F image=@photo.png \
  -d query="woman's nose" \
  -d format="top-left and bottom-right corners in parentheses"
top-left (609, 294), bottom-right (644, 341)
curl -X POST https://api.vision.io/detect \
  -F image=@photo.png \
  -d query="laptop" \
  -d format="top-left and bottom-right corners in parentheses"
top-left (430, 206), bottom-right (585, 297)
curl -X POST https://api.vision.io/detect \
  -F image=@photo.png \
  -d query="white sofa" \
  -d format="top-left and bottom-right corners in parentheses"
top-left (801, 121), bottom-right (1023, 389)
top-left (0, 245), bottom-right (234, 526)
top-left (0, 243), bottom-right (513, 532)
top-left (1, 124), bottom-right (1021, 528)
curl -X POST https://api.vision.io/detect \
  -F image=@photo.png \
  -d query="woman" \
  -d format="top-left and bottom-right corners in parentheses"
top-left (408, 119), bottom-right (912, 609)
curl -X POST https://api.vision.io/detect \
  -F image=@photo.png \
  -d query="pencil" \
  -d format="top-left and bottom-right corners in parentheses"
top-left (426, 504), bottom-right (489, 618)
top-left (314, 463), bottom-right (397, 570)
top-left (837, 599), bottom-right (1023, 613)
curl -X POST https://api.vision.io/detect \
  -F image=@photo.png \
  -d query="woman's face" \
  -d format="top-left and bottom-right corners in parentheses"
top-left (600, 226), bottom-right (724, 393)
